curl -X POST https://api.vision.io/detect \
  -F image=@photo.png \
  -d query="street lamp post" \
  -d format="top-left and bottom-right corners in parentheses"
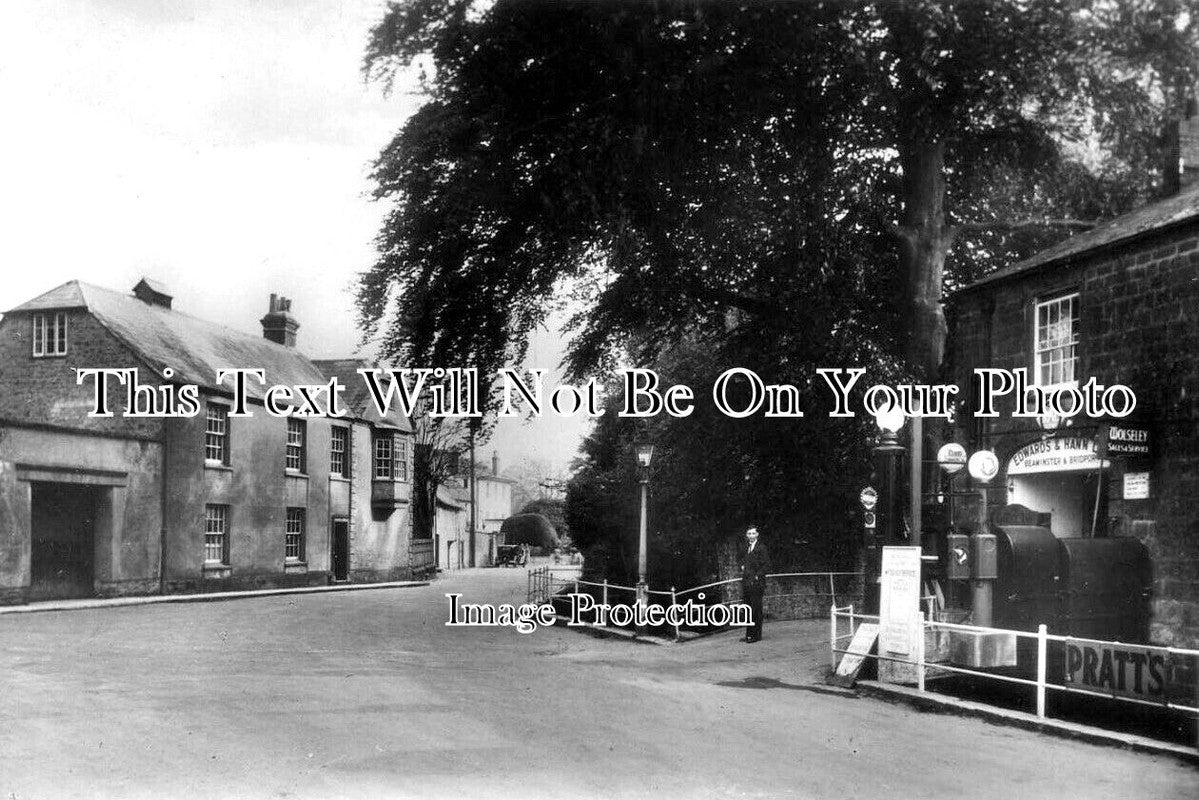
top-left (634, 441), bottom-right (654, 630)
top-left (867, 406), bottom-right (906, 614)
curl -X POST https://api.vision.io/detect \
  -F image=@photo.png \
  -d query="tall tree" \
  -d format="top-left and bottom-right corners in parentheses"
top-left (360, 1), bottom-right (1198, 381)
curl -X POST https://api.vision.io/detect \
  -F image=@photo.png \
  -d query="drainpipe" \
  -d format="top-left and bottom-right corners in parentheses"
top-left (469, 426), bottom-right (477, 568)
top-left (158, 424), bottom-right (169, 595)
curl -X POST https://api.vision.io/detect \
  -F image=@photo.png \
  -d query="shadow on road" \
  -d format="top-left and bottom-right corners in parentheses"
top-left (715, 675), bottom-right (859, 698)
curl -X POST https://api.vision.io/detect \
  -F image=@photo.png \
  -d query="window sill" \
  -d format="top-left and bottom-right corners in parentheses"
top-left (202, 564), bottom-right (232, 578)
top-left (284, 471), bottom-right (309, 480)
top-left (330, 475), bottom-right (351, 484)
top-left (205, 462), bottom-right (233, 472)
top-left (284, 560), bottom-right (308, 574)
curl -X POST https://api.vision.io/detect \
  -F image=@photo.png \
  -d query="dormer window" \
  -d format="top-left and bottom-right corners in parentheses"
top-left (32, 312), bottom-right (68, 357)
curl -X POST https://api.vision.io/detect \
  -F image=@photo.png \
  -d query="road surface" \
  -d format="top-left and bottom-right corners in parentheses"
top-left (0, 566), bottom-right (1193, 799)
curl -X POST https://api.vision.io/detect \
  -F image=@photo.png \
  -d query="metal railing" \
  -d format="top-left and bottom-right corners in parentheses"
top-left (830, 604), bottom-right (1199, 739)
top-left (527, 569), bottom-right (863, 639)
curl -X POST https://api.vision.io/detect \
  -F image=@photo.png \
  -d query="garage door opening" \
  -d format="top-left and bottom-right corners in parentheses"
top-left (30, 482), bottom-right (99, 601)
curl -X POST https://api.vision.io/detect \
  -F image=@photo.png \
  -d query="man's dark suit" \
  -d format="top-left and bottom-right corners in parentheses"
top-left (741, 540), bottom-right (771, 642)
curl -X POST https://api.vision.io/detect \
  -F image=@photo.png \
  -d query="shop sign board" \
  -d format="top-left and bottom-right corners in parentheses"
top-left (1123, 471), bottom-right (1150, 500)
top-left (1007, 436), bottom-right (1109, 475)
top-left (878, 546), bottom-right (922, 685)
top-left (1104, 423), bottom-right (1152, 459)
top-left (879, 547), bottom-right (921, 655)
top-left (937, 443), bottom-right (967, 474)
top-left (1064, 637), bottom-right (1198, 706)
top-left (967, 450), bottom-right (999, 482)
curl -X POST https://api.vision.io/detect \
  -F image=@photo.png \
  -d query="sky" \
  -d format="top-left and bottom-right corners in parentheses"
top-left (0, 0), bottom-right (591, 474)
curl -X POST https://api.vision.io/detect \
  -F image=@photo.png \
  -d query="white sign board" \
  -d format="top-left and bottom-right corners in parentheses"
top-left (879, 546), bottom-right (921, 656)
top-left (1007, 436), bottom-right (1109, 475)
top-left (937, 443), bottom-right (967, 474)
top-left (1123, 471), bottom-right (1150, 500)
top-left (833, 622), bottom-right (880, 687)
top-left (967, 450), bottom-right (999, 482)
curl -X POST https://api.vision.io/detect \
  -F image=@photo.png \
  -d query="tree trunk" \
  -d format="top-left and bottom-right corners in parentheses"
top-left (895, 139), bottom-right (955, 379)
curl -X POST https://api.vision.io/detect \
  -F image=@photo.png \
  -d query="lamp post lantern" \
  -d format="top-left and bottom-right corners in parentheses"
top-left (634, 441), bottom-right (654, 628)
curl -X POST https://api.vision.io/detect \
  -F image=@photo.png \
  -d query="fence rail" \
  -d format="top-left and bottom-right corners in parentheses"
top-left (528, 567), bottom-right (862, 642)
top-left (829, 604), bottom-right (1199, 742)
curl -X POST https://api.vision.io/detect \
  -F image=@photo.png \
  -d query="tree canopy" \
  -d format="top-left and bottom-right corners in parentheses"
top-left (360, 0), bottom-right (1198, 383)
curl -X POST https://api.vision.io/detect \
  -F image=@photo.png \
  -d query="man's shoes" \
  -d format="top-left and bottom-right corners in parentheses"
top-left (742, 635), bottom-right (760, 643)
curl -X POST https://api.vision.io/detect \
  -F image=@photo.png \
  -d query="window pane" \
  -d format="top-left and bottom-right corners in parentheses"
top-left (374, 436), bottom-right (392, 479)
top-left (1034, 293), bottom-right (1080, 387)
top-left (205, 504), bottom-right (227, 564)
top-left (286, 419), bottom-right (305, 472)
top-left (206, 405), bottom-right (228, 463)
top-left (285, 508), bottom-right (305, 560)
top-left (54, 313), bottom-right (67, 354)
top-left (330, 427), bottom-right (348, 477)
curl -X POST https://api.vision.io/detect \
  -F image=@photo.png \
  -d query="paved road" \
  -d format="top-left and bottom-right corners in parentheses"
top-left (0, 567), bottom-right (1193, 800)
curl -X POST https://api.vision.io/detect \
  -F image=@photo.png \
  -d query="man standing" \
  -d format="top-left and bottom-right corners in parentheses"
top-left (740, 526), bottom-right (771, 643)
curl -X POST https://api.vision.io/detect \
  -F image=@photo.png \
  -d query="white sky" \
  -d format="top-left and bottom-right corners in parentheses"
top-left (0, 0), bottom-right (590, 473)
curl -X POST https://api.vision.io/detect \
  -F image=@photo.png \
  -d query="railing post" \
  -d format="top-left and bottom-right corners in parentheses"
top-left (917, 611), bottom-right (926, 693)
top-left (830, 604), bottom-right (838, 670)
top-left (671, 587), bottom-right (680, 641)
top-left (828, 572), bottom-right (836, 606)
top-left (602, 579), bottom-right (609, 608)
top-left (1036, 623), bottom-right (1048, 719)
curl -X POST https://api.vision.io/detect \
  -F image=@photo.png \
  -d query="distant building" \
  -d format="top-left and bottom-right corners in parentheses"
top-left (431, 450), bottom-right (514, 569)
top-left (0, 279), bottom-right (432, 604)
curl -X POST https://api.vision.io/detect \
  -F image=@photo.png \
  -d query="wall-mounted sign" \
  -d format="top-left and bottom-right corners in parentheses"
top-left (967, 450), bottom-right (999, 482)
top-left (1123, 471), bottom-right (1150, 500)
top-left (1105, 423), bottom-right (1152, 459)
top-left (1064, 637), bottom-right (1196, 705)
top-left (1007, 436), bottom-right (1109, 475)
top-left (859, 486), bottom-right (878, 510)
top-left (937, 443), bottom-right (967, 474)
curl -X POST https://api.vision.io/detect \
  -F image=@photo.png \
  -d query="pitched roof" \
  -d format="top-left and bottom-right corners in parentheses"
top-left (312, 358), bottom-right (413, 433)
top-left (7, 280), bottom-right (325, 400)
top-left (436, 484), bottom-right (466, 509)
top-left (7, 281), bottom-right (89, 312)
top-left (962, 183), bottom-right (1199, 292)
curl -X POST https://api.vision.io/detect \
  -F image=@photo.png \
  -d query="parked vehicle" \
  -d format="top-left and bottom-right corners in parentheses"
top-left (496, 544), bottom-right (527, 568)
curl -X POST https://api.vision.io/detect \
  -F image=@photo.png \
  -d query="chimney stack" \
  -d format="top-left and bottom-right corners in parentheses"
top-left (261, 293), bottom-right (300, 347)
top-left (132, 278), bottom-right (172, 309)
top-left (1164, 91), bottom-right (1199, 196)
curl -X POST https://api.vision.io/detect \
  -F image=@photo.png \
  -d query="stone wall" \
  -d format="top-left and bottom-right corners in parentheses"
top-left (948, 222), bottom-right (1199, 647)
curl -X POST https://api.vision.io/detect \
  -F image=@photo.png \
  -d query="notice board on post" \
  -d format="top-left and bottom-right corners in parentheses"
top-left (878, 546), bottom-right (922, 684)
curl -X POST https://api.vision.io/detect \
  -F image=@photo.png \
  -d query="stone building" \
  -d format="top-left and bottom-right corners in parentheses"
top-left (0, 279), bottom-right (431, 603)
top-left (433, 452), bottom-right (514, 570)
top-left (947, 184), bottom-right (1199, 647)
